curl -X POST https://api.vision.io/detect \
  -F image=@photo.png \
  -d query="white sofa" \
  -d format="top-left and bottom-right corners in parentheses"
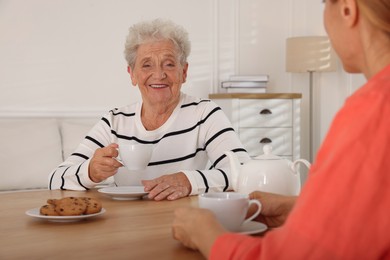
top-left (0, 116), bottom-right (99, 191)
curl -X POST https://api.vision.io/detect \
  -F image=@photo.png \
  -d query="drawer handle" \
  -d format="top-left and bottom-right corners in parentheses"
top-left (259, 138), bottom-right (272, 144)
top-left (259, 109), bottom-right (272, 115)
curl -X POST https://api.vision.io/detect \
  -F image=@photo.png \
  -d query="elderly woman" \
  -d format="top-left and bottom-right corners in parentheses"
top-left (48, 19), bottom-right (249, 201)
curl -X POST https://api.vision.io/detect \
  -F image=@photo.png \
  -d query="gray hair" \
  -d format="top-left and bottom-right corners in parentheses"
top-left (124, 18), bottom-right (191, 69)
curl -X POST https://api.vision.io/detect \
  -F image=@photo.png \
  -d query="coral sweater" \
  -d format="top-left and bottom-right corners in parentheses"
top-left (211, 65), bottom-right (390, 259)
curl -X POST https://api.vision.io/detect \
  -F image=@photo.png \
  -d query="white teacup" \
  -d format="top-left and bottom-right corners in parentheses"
top-left (118, 143), bottom-right (153, 170)
top-left (198, 192), bottom-right (262, 232)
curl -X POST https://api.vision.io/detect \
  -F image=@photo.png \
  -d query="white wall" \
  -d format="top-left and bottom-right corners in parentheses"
top-left (0, 0), bottom-right (366, 161)
top-left (0, 0), bottom-right (223, 114)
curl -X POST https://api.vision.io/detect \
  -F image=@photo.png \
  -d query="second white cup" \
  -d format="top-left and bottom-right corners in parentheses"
top-left (198, 192), bottom-right (262, 232)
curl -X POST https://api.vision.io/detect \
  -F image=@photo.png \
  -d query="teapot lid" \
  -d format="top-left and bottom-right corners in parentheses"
top-left (254, 145), bottom-right (282, 160)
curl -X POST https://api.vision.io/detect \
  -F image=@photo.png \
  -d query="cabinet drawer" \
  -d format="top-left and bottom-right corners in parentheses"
top-left (239, 99), bottom-right (292, 127)
top-left (239, 128), bottom-right (292, 157)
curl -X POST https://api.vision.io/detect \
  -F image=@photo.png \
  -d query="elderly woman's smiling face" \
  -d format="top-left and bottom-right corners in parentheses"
top-left (128, 39), bottom-right (188, 108)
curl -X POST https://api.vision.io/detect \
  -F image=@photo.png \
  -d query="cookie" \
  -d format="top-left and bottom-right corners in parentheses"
top-left (46, 199), bottom-right (58, 205)
top-left (54, 197), bottom-right (87, 216)
top-left (40, 196), bottom-right (102, 216)
top-left (39, 204), bottom-right (59, 216)
top-left (82, 197), bottom-right (103, 214)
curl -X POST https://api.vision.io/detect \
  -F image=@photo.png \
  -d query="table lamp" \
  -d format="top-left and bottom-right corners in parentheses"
top-left (286, 36), bottom-right (337, 162)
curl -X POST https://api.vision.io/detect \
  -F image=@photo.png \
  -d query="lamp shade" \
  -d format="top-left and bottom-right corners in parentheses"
top-left (286, 36), bottom-right (337, 73)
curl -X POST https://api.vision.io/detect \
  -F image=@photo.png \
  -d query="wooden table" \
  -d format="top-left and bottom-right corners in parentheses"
top-left (0, 189), bottom-right (203, 260)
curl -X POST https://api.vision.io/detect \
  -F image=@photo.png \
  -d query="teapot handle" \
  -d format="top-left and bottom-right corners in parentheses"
top-left (291, 159), bottom-right (311, 175)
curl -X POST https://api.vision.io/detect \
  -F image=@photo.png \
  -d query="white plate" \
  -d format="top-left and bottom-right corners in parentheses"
top-left (98, 186), bottom-right (148, 200)
top-left (238, 221), bottom-right (267, 235)
top-left (25, 208), bottom-right (106, 223)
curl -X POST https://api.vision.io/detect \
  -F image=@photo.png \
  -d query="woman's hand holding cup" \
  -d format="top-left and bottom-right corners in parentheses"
top-left (89, 143), bottom-right (123, 183)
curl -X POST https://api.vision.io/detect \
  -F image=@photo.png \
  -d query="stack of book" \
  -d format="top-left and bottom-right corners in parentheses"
top-left (221, 75), bottom-right (269, 93)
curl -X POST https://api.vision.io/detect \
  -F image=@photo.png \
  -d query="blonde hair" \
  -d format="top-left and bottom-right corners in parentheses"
top-left (357, 0), bottom-right (390, 37)
top-left (326, 0), bottom-right (390, 37)
top-left (124, 18), bottom-right (191, 69)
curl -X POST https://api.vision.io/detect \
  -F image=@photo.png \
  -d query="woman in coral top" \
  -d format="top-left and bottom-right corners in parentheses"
top-left (172, 0), bottom-right (390, 259)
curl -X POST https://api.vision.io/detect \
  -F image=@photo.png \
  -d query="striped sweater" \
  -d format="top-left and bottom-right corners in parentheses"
top-left (48, 93), bottom-right (250, 195)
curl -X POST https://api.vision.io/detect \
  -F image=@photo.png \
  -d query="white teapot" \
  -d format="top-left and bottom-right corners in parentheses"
top-left (225, 145), bottom-right (311, 196)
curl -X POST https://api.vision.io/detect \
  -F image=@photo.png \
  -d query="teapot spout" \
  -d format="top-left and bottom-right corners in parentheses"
top-left (224, 151), bottom-right (241, 191)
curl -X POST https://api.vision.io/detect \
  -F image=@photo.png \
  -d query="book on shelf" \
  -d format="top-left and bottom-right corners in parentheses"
top-left (225, 87), bottom-right (267, 93)
top-left (229, 74), bottom-right (269, 82)
top-left (221, 80), bottom-right (267, 88)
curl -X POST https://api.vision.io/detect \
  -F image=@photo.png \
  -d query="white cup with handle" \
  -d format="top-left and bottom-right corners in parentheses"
top-left (118, 143), bottom-right (153, 171)
top-left (198, 192), bottom-right (262, 232)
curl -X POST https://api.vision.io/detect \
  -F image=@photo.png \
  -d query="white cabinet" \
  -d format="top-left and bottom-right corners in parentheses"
top-left (209, 93), bottom-right (302, 161)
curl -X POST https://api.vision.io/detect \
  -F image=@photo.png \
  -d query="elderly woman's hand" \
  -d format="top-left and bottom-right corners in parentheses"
top-left (89, 143), bottom-right (122, 183)
top-left (142, 172), bottom-right (191, 201)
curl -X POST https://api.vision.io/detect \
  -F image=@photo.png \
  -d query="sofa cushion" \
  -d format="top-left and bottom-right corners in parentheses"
top-left (60, 119), bottom-right (97, 160)
top-left (0, 118), bottom-right (63, 191)
top-left (60, 118), bottom-right (114, 185)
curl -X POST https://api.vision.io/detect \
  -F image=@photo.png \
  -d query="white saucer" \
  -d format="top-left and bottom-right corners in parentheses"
top-left (25, 208), bottom-right (106, 223)
top-left (98, 186), bottom-right (148, 200)
top-left (238, 221), bottom-right (267, 235)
